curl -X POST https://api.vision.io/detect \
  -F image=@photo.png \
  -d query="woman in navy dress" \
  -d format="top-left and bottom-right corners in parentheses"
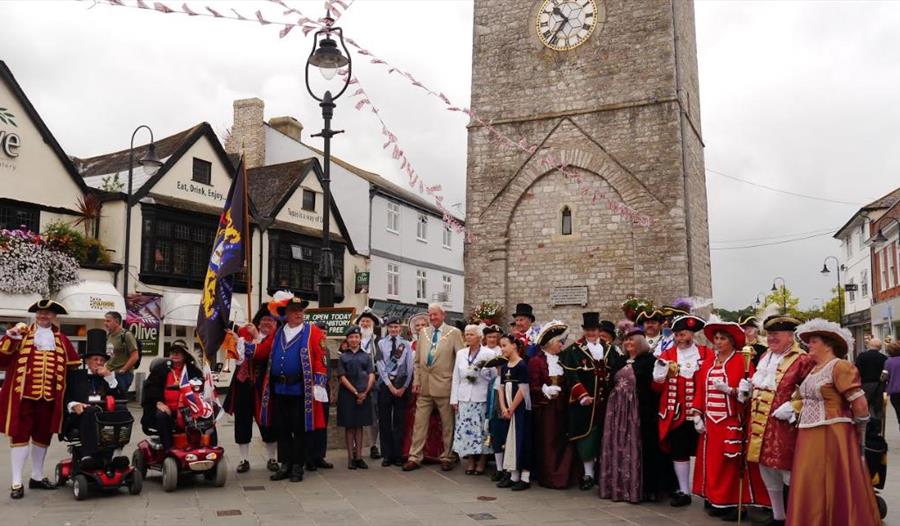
top-left (337, 326), bottom-right (376, 469)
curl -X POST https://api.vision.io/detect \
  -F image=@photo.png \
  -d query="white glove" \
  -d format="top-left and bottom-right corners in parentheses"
top-left (541, 384), bottom-right (561, 399)
top-left (693, 414), bottom-right (705, 433)
top-left (713, 380), bottom-right (732, 395)
top-left (652, 360), bottom-right (669, 382)
top-left (772, 401), bottom-right (796, 423)
top-left (737, 379), bottom-right (752, 403)
top-left (579, 396), bottom-right (592, 406)
top-left (313, 385), bottom-right (329, 403)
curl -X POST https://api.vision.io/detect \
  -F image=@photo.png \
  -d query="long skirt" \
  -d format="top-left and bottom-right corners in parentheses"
top-left (453, 401), bottom-right (490, 456)
top-left (599, 365), bottom-right (642, 503)
top-left (533, 396), bottom-right (582, 488)
top-left (402, 393), bottom-right (443, 462)
top-left (786, 423), bottom-right (882, 526)
top-left (501, 399), bottom-right (532, 471)
top-left (693, 415), bottom-right (770, 508)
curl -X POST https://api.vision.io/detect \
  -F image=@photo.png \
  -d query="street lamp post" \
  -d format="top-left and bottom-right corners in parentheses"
top-left (821, 256), bottom-right (845, 326)
top-left (871, 217), bottom-right (900, 246)
top-left (755, 292), bottom-right (766, 307)
top-left (123, 126), bottom-right (163, 299)
top-left (305, 13), bottom-right (351, 309)
top-left (771, 277), bottom-right (787, 314)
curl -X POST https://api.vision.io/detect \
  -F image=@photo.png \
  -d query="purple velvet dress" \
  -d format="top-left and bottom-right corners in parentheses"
top-left (599, 363), bottom-right (642, 503)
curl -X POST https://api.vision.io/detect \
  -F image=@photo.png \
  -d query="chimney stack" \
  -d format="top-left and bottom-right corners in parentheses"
top-left (226, 98), bottom-right (265, 169)
top-left (269, 116), bottom-right (304, 143)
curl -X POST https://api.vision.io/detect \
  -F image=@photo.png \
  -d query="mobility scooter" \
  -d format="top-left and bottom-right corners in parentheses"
top-left (133, 375), bottom-right (227, 492)
top-left (54, 395), bottom-right (142, 500)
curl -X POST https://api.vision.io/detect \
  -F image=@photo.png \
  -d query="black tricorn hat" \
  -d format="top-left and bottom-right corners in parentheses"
top-left (636, 309), bottom-right (666, 324)
top-left (671, 315), bottom-right (705, 333)
top-left (28, 299), bottom-right (67, 315)
top-left (763, 315), bottom-right (801, 332)
top-left (278, 296), bottom-right (310, 315)
top-left (83, 328), bottom-right (110, 360)
top-left (252, 304), bottom-right (279, 326)
top-left (738, 315), bottom-right (760, 329)
top-left (512, 303), bottom-right (535, 321)
top-left (354, 308), bottom-right (382, 326)
top-left (581, 312), bottom-right (602, 329)
top-left (599, 320), bottom-right (617, 338)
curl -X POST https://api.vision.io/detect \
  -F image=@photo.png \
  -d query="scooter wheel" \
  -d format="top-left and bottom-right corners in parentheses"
top-left (72, 474), bottom-right (89, 501)
top-left (131, 450), bottom-right (147, 478)
top-left (54, 463), bottom-right (67, 487)
top-left (161, 457), bottom-right (179, 492)
top-left (876, 494), bottom-right (887, 519)
top-left (128, 469), bottom-right (143, 495)
top-left (211, 458), bottom-right (227, 488)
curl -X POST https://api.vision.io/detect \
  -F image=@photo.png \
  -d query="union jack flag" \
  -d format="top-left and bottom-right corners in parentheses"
top-left (179, 367), bottom-right (213, 419)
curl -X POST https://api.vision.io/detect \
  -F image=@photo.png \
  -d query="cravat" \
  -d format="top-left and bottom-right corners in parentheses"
top-left (427, 329), bottom-right (440, 366)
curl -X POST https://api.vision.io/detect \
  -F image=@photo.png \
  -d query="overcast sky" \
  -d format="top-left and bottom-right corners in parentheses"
top-left (1, 0), bottom-right (898, 310)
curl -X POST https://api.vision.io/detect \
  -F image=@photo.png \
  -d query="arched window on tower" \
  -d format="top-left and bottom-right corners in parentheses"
top-left (561, 206), bottom-right (573, 235)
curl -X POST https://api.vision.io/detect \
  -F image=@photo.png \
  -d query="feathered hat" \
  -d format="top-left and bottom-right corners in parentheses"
top-left (795, 318), bottom-right (854, 356)
top-left (535, 320), bottom-right (569, 348)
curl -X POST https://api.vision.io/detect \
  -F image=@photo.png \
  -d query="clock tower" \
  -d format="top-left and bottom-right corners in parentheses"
top-left (464, 0), bottom-right (712, 328)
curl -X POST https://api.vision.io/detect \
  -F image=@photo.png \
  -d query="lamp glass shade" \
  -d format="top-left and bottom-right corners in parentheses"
top-left (872, 229), bottom-right (889, 244)
top-left (821, 264), bottom-right (830, 275)
top-left (308, 36), bottom-right (349, 80)
top-left (771, 283), bottom-right (777, 292)
top-left (140, 143), bottom-right (163, 176)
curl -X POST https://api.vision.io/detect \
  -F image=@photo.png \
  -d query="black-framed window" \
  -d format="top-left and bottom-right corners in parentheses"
top-left (192, 158), bottom-right (212, 185)
top-left (561, 206), bottom-right (573, 235)
top-left (140, 204), bottom-right (247, 290)
top-left (0, 201), bottom-right (39, 232)
top-left (268, 230), bottom-right (344, 301)
top-left (302, 189), bottom-right (316, 212)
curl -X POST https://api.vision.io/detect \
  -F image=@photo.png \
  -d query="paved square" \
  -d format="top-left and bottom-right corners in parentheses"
top-left (0, 403), bottom-right (896, 525)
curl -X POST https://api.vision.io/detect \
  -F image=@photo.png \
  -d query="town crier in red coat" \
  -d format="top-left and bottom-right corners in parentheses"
top-left (691, 321), bottom-right (770, 520)
top-left (652, 314), bottom-right (712, 507)
top-left (0, 300), bottom-right (80, 499)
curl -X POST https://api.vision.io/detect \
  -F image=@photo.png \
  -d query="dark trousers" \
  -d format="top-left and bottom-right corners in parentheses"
top-left (274, 392), bottom-right (307, 469)
top-left (377, 384), bottom-right (409, 462)
top-left (233, 380), bottom-right (275, 444)
top-left (307, 399), bottom-right (329, 464)
top-left (892, 393), bottom-right (900, 433)
top-left (668, 421), bottom-right (698, 462)
top-left (154, 411), bottom-right (176, 450)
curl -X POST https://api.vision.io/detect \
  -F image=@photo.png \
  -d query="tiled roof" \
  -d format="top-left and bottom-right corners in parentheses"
top-left (246, 159), bottom-right (315, 219)
top-left (863, 186), bottom-right (900, 210)
top-left (74, 124), bottom-right (202, 178)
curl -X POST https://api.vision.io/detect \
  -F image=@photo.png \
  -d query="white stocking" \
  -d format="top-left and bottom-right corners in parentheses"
top-left (494, 453), bottom-right (504, 469)
top-left (673, 461), bottom-right (691, 494)
top-left (520, 470), bottom-right (531, 483)
top-left (265, 441), bottom-right (278, 460)
top-left (760, 466), bottom-right (786, 520)
top-left (583, 460), bottom-right (595, 479)
top-left (10, 447), bottom-right (28, 487)
top-left (30, 445), bottom-right (47, 481)
top-left (239, 443), bottom-right (250, 461)
top-left (509, 470), bottom-right (520, 482)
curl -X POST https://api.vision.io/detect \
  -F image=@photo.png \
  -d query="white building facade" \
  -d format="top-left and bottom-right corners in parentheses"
top-left (834, 210), bottom-right (874, 355)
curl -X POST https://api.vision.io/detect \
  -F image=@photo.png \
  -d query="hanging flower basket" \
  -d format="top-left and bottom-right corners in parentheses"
top-left (468, 300), bottom-right (504, 325)
top-left (0, 227), bottom-right (80, 296)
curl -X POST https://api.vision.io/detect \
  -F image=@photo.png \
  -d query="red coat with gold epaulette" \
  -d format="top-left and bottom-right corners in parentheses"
top-left (653, 344), bottom-right (714, 452)
top-left (0, 325), bottom-right (80, 439)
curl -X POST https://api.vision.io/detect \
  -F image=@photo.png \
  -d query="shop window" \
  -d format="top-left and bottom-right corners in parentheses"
top-left (561, 206), bottom-right (573, 235)
top-left (0, 201), bottom-right (39, 232)
top-left (140, 204), bottom-right (247, 290)
top-left (302, 189), bottom-right (316, 212)
top-left (192, 158), bottom-right (212, 185)
top-left (267, 230), bottom-right (344, 301)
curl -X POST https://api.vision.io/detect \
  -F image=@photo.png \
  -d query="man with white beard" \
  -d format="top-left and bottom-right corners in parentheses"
top-left (355, 309), bottom-right (383, 460)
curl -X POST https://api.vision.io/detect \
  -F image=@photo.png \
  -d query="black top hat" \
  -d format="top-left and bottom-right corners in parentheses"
top-left (82, 328), bottom-right (110, 360)
top-left (278, 296), bottom-right (310, 315)
top-left (581, 312), bottom-right (602, 329)
top-left (512, 303), bottom-right (535, 322)
top-left (671, 315), bottom-right (705, 333)
top-left (763, 315), bottom-right (801, 332)
top-left (599, 320), bottom-right (617, 338)
top-left (28, 299), bottom-right (67, 315)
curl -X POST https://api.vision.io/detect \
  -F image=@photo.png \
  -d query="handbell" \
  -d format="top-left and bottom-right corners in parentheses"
top-left (740, 346), bottom-right (754, 373)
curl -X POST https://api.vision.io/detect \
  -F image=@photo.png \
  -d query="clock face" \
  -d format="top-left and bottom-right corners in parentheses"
top-left (535, 0), bottom-right (599, 52)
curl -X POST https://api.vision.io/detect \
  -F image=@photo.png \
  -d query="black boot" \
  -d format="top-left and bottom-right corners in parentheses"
top-left (491, 470), bottom-right (506, 482)
top-left (579, 476), bottom-right (595, 490)
top-left (270, 464), bottom-right (291, 481)
top-left (290, 464), bottom-right (304, 482)
top-left (719, 507), bottom-right (740, 521)
top-left (670, 491), bottom-right (692, 507)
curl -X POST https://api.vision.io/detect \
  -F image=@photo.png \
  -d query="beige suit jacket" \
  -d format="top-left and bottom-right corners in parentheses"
top-left (413, 323), bottom-right (464, 398)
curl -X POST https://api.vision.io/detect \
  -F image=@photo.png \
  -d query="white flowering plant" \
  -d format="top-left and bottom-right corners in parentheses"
top-left (0, 227), bottom-right (80, 296)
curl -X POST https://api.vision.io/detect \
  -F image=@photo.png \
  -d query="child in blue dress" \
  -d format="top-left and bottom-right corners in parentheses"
top-left (497, 334), bottom-right (533, 490)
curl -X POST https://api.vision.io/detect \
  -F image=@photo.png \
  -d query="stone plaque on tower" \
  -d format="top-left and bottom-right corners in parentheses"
top-left (464, 0), bottom-right (712, 330)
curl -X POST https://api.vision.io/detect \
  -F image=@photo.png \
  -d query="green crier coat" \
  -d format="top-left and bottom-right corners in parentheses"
top-left (560, 339), bottom-right (614, 442)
